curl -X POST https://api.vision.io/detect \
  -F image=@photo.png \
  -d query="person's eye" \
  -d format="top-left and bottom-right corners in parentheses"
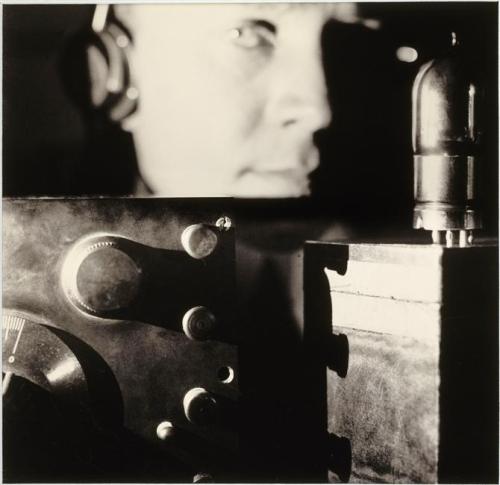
top-left (228, 20), bottom-right (276, 50)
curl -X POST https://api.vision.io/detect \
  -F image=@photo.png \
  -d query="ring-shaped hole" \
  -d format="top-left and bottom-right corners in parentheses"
top-left (217, 366), bottom-right (235, 384)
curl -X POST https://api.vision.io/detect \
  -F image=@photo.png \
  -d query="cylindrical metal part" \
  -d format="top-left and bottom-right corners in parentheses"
top-left (182, 306), bottom-right (217, 341)
top-left (414, 155), bottom-right (473, 204)
top-left (181, 224), bottom-right (219, 259)
top-left (61, 235), bottom-right (143, 317)
top-left (183, 387), bottom-right (220, 426)
top-left (412, 33), bottom-right (481, 233)
top-left (156, 421), bottom-right (175, 441)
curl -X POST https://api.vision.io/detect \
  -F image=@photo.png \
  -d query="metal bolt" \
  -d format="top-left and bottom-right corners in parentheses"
top-left (181, 224), bottom-right (219, 259)
top-left (215, 216), bottom-right (232, 231)
top-left (183, 387), bottom-right (219, 426)
top-left (182, 306), bottom-right (217, 341)
top-left (156, 420), bottom-right (175, 441)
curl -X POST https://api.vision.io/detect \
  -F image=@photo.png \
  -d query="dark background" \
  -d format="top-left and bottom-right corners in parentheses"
top-left (3, 3), bottom-right (498, 234)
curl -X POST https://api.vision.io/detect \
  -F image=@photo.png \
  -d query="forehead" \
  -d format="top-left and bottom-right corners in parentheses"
top-left (122, 3), bottom-right (360, 29)
top-left (230, 3), bottom-right (358, 18)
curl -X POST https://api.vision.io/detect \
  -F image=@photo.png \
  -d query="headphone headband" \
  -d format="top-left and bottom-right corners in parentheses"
top-left (92, 4), bottom-right (110, 33)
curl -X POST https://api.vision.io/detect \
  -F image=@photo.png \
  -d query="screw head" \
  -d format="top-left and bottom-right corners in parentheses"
top-left (215, 216), bottom-right (232, 231)
top-left (183, 387), bottom-right (219, 426)
top-left (181, 224), bottom-right (218, 259)
top-left (156, 421), bottom-right (175, 441)
top-left (182, 306), bottom-right (217, 341)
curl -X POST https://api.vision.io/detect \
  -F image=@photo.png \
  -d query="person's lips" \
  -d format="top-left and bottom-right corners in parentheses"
top-left (231, 144), bottom-right (320, 197)
top-left (232, 168), bottom-right (311, 198)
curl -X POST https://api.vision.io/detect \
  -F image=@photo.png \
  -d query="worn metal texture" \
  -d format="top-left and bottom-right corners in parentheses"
top-left (328, 242), bottom-right (498, 483)
top-left (328, 330), bottom-right (439, 483)
top-left (2, 198), bottom-right (238, 482)
top-left (304, 240), bottom-right (498, 484)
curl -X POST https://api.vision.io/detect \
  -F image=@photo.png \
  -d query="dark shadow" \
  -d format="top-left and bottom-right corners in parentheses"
top-left (328, 432), bottom-right (352, 483)
top-left (2, 326), bottom-right (197, 483)
top-left (326, 333), bottom-right (349, 379)
top-left (239, 256), bottom-right (329, 482)
top-left (49, 326), bottom-right (124, 428)
top-left (3, 375), bottom-right (95, 483)
top-left (301, 242), bottom-right (350, 482)
top-left (438, 247), bottom-right (499, 483)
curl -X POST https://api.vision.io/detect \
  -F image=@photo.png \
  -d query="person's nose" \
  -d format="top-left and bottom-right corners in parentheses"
top-left (265, 39), bottom-right (332, 133)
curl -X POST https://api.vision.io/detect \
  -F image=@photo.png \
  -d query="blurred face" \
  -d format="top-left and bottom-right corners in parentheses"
top-left (124, 4), bottom-right (360, 197)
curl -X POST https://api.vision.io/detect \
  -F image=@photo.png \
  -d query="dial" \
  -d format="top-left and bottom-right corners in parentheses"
top-left (61, 234), bottom-right (143, 318)
top-left (2, 310), bottom-right (91, 481)
top-left (2, 310), bottom-right (88, 401)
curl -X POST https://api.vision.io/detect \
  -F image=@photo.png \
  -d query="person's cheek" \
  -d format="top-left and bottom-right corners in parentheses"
top-left (192, 48), bottom-right (268, 174)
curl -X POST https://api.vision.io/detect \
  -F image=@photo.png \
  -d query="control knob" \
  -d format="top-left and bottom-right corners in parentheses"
top-left (61, 235), bottom-right (142, 318)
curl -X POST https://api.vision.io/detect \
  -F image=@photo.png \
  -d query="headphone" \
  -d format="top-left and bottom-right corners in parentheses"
top-left (87, 4), bottom-right (138, 123)
top-left (61, 4), bottom-right (138, 124)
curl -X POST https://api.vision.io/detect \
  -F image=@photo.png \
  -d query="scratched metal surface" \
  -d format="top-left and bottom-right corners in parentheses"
top-left (328, 329), bottom-right (439, 483)
top-left (325, 241), bottom-right (498, 484)
top-left (2, 198), bottom-right (238, 478)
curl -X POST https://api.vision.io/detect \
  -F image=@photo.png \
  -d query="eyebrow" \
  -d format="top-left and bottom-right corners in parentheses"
top-left (250, 19), bottom-right (278, 33)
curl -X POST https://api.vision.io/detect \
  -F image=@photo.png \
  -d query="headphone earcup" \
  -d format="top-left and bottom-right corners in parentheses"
top-left (103, 24), bottom-right (139, 123)
top-left (60, 18), bottom-right (137, 123)
top-left (86, 36), bottom-right (111, 108)
top-left (88, 24), bottom-right (137, 122)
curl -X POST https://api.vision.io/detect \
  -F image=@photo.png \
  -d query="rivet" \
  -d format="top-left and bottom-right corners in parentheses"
top-left (183, 387), bottom-right (219, 426)
top-left (182, 306), bottom-right (216, 341)
top-left (215, 216), bottom-right (232, 231)
top-left (156, 420), bottom-right (175, 441)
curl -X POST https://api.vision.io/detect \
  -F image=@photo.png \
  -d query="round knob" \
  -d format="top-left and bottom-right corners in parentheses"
top-left (61, 236), bottom-right (142, 317)
top-left (156, 420), bottom-right (175, 441)
top-left (183, 387), bottom-right (219, 426)
top-left (182, 306), bottom-right (217, 341)
top-left (181, 224), bottom-right (218, 259)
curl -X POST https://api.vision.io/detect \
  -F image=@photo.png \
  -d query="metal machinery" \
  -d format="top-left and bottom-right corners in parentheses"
top-left (3, 197), bottom-right (329, 483)
top-left (2, 199), bottom-right (239, 482)
top-left (304, 34), bottom-right (498, 483)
